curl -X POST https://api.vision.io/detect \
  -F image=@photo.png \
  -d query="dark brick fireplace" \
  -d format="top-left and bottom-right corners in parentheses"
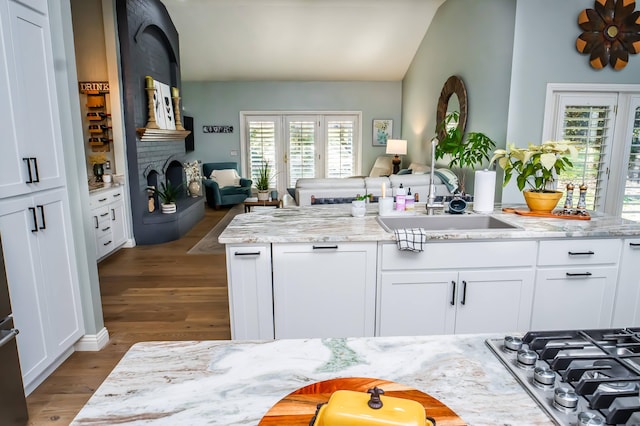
top-left (116, 0), bottom-right (204, 244)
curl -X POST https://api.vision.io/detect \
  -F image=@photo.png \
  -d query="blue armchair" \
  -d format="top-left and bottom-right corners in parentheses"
top-left (202, 162), bottom-right (252, 209)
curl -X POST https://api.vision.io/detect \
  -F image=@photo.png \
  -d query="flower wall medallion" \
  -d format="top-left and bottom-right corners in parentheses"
top-left (576, 0), bottom-right (640, 70)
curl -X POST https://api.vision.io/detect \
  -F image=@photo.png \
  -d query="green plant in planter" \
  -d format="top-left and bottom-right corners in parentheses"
top-left (355, 193), bottom-right (372, 201)
top-left (490, 141), bottom-right (577, 192)
top-left (148, 181), bottom-right (182, 205)
top-left (434, 111), bottom-right (496, 194)
top-left (255, 160), bottom-right (272, 191)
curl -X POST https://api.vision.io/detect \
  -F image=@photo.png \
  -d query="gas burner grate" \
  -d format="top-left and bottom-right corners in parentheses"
top-left (487, 327), bottom-right (640, 426)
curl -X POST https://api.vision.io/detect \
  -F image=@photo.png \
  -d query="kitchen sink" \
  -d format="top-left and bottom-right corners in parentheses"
top-left (376, 214), bottom-right (520, 232)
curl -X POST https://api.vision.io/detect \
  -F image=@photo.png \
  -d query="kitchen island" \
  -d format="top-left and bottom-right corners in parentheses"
top-left (70, 334), bottom-right (552, 425)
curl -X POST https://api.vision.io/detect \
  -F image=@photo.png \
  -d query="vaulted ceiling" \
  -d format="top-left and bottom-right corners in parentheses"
top-left (159, 0), bottom-right (445, 81)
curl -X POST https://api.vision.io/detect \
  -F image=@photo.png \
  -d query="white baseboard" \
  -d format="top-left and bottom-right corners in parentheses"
top-left (123, 238), bottom-right (135, 248)
top-left (74, 327), bottom-right (110, 351)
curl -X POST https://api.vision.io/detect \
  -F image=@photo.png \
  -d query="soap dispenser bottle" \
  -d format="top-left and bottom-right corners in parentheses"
top-left (395, 184), bottom-right (406, 211)
top-left (405, 187), bottom-right (415, 211)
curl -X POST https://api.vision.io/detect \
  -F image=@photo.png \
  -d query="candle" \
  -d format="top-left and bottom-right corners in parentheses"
top-left (145, 76), bottom-right (154, 88)
top-left (381, 182), bottom-right (386, 199)
top-left (171, 86), bottom-right (179, 97)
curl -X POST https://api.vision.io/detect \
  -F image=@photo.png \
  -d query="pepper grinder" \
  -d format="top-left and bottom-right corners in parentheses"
top-left (563, 183), bottom-right (574, 214)
top-left (576, 183), bottom-right (587, 214)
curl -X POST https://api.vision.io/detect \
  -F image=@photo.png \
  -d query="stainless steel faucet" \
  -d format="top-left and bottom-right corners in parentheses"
top-left (427, 136), bottom-right (445, 215)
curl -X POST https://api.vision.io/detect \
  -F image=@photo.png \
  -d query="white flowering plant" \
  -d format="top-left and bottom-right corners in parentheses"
top-left (490, 141), bottom-right (578, 192)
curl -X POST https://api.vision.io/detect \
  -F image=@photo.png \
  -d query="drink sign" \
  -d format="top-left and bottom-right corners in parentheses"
top-left (203, 125), bottom-right (233, 133)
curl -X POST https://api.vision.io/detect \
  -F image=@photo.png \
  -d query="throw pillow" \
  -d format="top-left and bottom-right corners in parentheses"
top-left (397, 168), bottom-right (412, 175)
top-left (210, 169), bottom-right (240, 187)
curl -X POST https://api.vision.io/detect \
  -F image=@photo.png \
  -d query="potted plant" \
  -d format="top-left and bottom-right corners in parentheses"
top-left (435, 111), bottom-right (495, 195)
top-left (490, 140), bottom-right (577, 212)
top-left (148, 181), bottom-right (182, 214)
top-left (351, 193), bottom-right (370, 217)
top-left (255, 160), bottom-right (272, 201)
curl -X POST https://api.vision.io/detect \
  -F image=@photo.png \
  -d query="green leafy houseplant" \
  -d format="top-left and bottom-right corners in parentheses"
top-left (434, 111), bottom-right (496, 194)
top-left (149, 181), bottom-right (182, 205)
top-left (255, 160), bottom-right (271, 191)
top-left (490, 141), bottom-right (577, 192)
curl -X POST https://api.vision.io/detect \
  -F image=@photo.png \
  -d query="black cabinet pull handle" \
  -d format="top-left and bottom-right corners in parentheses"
top-left (94, 216), bottom-right (98, 228)
top-left (566, 272), bottom-right (593, 277)
top-left (111, 209), bottom-right (115, 220)
top-left (313, 245), bottom-right (338, 250)
top-left (450, 281), bottom-right (456, 306)
top-left (234, 251), bottom-right (261, 256)
top-left (113, 193), bottom-right (121, 197)
top-left (461, 280), bottom-right (467, 305)
top-left (630, 243), bottom-right (640, 247)
top-left (29, 207), bottom-right (38, 232)
top-left (30, 158), bottom-right (39, 182)
top-left (103, 240), bottom-right (112, 246)
top-left (37, 205), bottom-right (45, 230)
top-left (23, 158), bottom-right (33, 183)
top-left (98, 197), bottom-right (107, 202)
top-left (568, 251), bottom-right (595, 256)
top-left (100, 212), bottom-right (109, 217)
top-left (101, 226), bottom-right (110, 231)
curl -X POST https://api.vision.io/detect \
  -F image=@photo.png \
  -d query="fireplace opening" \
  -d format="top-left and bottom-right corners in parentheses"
top-left (165, 160), bottom-right (186, 197)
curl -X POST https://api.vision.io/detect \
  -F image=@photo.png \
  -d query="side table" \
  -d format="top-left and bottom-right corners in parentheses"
top-left (243, 199), bottom-right (282, 213)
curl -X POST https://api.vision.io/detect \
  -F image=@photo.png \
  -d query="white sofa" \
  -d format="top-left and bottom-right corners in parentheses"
top-left (294, 165), bottom-right (456, 206)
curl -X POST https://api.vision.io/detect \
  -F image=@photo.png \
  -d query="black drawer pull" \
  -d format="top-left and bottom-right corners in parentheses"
top-left (23, 158), bottom-right (33, 183)
top-left (568, 251), bottom-right (595, 256)
top-left (113, 193), bottom-right (121, 197)
top-left (630, 243), bottom-right (640, 247)
top-left (101, 226), bottom-right (110, 232)
top-left (313, 245), bottom-right (338, 250)
top-left (234, 251), bottom-right (261, 256)
top-left (450, 281), bottom-right (456, 306)
top-left (103, 240), bottom-right (112, 246)
top-left (30, 158), bottom-right (39, 182)
top-left (100, 212), bottom-right (109, 217)
top-left (37, 205), bottom-right (45, 230)
top-left (98, 197), bottom-right (107, 202)
top-left (566, 272), bottom-right (593, 277)
top-left (29, 207), bottom-right (38, 232)
top-left (461, 280), bottom-right (467, 305)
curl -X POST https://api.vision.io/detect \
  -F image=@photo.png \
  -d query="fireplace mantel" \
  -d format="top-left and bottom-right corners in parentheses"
top-left (136, 128), bottom-right (191, 141)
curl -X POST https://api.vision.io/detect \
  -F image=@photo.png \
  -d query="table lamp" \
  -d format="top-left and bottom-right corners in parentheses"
top-left (386, 139), bottom-right (407, 174)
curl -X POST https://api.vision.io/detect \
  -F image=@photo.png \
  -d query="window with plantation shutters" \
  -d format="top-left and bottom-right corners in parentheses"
top-left (242, 112), bottom-right (361, 195)
top-left (543, 85), bottom-right (640, 220)
top-left (326, 118), bottom-right (355, 178)
top-left (247, 119), bottom-right (278, 188)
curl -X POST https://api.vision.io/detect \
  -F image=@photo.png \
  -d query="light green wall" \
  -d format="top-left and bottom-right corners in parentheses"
top-left (181, 81), bottom-right (402, 175)
top-left (503, 0), bottom-right (640, 203)
top-left (401, 0), bottom-right (516, 195)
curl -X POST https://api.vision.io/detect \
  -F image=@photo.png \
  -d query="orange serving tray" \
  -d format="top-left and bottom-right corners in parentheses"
top-left (502, 207), bottom-right (591, 220)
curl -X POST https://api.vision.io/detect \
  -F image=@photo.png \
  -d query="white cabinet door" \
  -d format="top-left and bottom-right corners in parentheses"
top-left (531, 267), bottom-right (618, 330)
top-left (612, 239), bottom-right (640, 327)
top-left (0, 1), bottom-right (64, 198)
top-left (378, 271), bottom-right (456, 336)
top-left (0, 189), bottom-right (83, 389)
top-left (225, 244), bottom-right (273, 340)
top-left (110, 199), bottom-right (127, 249)
top-left (272, 242), bottom-right (377, 339)
top-left (455, 269), bottom-right (534, 334)
top-left (0, 196), bottom-right (48, 385)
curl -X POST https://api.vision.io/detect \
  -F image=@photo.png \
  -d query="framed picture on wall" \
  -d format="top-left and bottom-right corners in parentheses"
top-left (153, 80), bottom-right (175, 130)
top-left (373, 119), bottom-right (392, 146)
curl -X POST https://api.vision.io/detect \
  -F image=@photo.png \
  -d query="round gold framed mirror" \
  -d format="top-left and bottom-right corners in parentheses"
top-left (436, 75), bottom-right (468, 141)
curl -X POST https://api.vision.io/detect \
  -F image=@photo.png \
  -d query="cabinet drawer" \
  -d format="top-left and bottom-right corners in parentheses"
top-left (90, 193), bottom-right (111, 209)
top-left (97, 234), bottom-right (114, 257)
top-left (380, 240), bottom-right (537, 270)
top-left (537, 239), bottom-right (621, 266)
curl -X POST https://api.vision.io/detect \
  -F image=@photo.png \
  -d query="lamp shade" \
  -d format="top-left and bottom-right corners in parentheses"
top-left (386, 139), bottom-right (407, 155)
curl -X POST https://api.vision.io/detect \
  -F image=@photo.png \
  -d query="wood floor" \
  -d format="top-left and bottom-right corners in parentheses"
top-left (25, 205), bottom-right (233, 425)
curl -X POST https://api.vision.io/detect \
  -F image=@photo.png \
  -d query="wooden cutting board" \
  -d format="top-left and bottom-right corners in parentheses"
top-left (259, 377), bottom-right (467, 425)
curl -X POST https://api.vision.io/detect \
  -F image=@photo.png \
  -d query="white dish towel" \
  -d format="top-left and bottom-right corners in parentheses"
top-left (393, 228), bottom-right (427, 252)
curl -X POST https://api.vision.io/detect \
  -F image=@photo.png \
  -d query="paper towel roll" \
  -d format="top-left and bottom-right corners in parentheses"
top-left (473, 170), bottom-right (496, 213)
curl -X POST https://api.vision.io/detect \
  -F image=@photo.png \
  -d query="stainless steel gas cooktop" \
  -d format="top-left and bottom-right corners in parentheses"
top-left (486, 328), bottom-right (640, 425)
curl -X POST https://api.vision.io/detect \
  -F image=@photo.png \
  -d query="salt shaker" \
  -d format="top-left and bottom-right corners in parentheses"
top-left (563, 183), bottom-right (574, 214)
top-left (576, 184), bottom-right (587, 214)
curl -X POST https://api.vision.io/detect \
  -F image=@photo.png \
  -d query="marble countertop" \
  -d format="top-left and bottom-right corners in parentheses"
top-left (70, 334), bottom-right (552, 425)
top-left (218, 202), bottom-right (640, 244)
top-left (88, 182), bottom-right (124, 194)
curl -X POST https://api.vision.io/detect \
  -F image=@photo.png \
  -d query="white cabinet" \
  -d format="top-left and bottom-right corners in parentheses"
top-left (377, 241), bottom-right (536, 336)
top-left (611, 239), bottom-right (640, 327)
top-left (531, 239), bottom-right (621, 331)
top-left (225, 244), bottom-right (273, 339)
top-left (0, 189), bottom-right (84, 390)
top-left (0, 1), bottom-right (65, 199)
top-left (272, 242), bottom-right (377, 339)
top-left (90, 187), bottom-right (127, 259)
